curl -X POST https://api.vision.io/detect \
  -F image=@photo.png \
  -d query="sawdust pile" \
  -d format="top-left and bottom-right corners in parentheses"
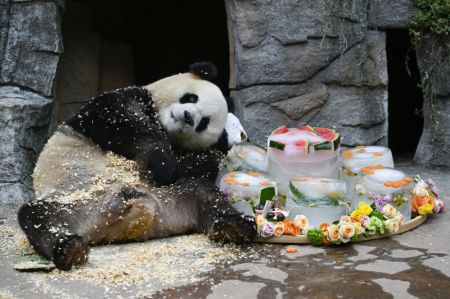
top-left (0, 220), bottom-right (34, 257)
top-left (49, 234), bottom-right (259, 287)
top-left (0, 291), bottom-right (18, 299)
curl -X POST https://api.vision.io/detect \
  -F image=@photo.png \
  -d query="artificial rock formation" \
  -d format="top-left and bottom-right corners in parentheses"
top-left (0, 0), bottom-right (63, 205)
top-left (414, 35), bottom-right (450, 167)
top-left (226, 0), bottom-right (390, 147)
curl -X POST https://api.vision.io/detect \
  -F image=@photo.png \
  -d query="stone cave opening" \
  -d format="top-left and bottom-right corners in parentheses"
top-left (52, 0), bottom-right (230, 127)
top-left (386, 29), bottom-right (424, 159)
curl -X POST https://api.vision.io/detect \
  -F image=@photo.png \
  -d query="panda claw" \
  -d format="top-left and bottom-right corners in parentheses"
top-left (53, 234), bottom-right (89, 271)
top-left (208, 213), bottom-right (257, 244)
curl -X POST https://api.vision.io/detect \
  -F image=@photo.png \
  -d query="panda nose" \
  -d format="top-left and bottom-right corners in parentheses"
top-left (184, 111), bottom-right (194, 126)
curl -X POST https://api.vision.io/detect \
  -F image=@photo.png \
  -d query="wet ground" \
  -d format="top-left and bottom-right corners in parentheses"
top-left (1, 161), bottom-right (449, 298)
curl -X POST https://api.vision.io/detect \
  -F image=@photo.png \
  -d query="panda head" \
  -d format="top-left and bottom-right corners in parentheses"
top-left (144, 62), bottom-right (231, 151)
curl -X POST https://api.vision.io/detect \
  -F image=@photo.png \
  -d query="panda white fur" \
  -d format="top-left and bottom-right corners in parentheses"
top-left (18, 62), bottom-right (256, 271)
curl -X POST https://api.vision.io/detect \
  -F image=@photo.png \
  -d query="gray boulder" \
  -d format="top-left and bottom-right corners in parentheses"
top-left (0, 86), bottom-right (52, 205)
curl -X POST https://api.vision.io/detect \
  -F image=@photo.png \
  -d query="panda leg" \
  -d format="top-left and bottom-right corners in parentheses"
top-left (18, 201), bottom-right (89, 270)
top-left (18, 187), bottom-right (151, 270)
top-left (195, 183), bottom-right (257, 244)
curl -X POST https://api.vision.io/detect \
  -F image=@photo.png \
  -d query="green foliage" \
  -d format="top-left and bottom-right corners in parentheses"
top-left (289, 182), bottom-right (308, 204)
top-left (411, 0), bottom-right (450, 42)
top-left (307, 228), bottom-right (324, 246)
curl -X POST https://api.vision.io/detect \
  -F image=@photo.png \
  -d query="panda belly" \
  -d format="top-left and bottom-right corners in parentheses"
top-left (21, 126), bottom-right (200, 268)
top-left (33, 125), bottom-right (114, 200)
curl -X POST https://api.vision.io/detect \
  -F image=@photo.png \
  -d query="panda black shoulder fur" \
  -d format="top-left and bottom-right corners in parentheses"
top-left (18, 62), bottom-right (256, 271)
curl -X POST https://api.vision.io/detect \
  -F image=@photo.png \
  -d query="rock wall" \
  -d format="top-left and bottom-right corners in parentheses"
top-left (0, 0), bottom-right (63, 205)
top-left (226, 0), bottom-right (389, 147)
top-left (414, 35), bottom-right (450, 167)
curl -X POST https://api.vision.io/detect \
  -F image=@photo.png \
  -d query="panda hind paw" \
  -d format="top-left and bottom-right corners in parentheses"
top-left (53, 234), bottom-right (89, 271)
top-left (208, 213), bottom-right (257, 244)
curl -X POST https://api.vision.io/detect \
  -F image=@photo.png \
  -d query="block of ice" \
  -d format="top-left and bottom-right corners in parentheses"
top-left (219, 171), bottom-right (277, 215)
top-left (285, 177), bottom-right (348, 227)
top-left (267, 126), bottom-right (340, 193)
top-left (353, 167), bottom-right (413, 219)
top-left (223, 142), bottom-right (268, 173)
top-left (216, 142), bottom-right (269, 186)
top-left (342, 146), bottom-right (394, 199)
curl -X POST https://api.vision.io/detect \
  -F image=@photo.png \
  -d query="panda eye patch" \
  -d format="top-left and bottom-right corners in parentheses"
top-left (179, 93), bottom-right (198, 104)
top-left (195, 117), bottom-right (210, 132)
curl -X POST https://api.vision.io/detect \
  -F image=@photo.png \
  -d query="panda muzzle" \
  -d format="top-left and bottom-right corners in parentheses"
top-left (184, 110), bottom-right (195, 126)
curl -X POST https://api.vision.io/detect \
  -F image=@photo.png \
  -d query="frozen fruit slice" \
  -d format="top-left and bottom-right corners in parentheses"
top-left (273, 126), bottom-right (289, 135)
top-left (269, 140), bottom-right (286, 150)
top-left (314, 127), bottom-right (340, 150)
top-left (297, 125), bottom-right (316, 133)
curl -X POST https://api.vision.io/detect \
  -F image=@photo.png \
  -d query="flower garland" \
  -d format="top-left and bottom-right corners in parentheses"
top-left (256, 213), bottom-right (310, 238)
top-left (306, 202), bottom-right (404, 246)
top-left (255, 176), bottom-right (444, 245)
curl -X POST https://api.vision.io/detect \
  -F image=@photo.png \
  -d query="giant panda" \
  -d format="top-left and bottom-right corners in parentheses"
top-left (18, 62), bottom-right (256, 271)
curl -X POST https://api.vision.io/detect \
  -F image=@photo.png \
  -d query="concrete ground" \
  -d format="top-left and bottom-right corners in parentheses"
top-left (1, 160), bottom-right (449, 299)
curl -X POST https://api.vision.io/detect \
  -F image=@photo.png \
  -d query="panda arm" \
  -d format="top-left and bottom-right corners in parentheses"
top-left (65, 87), bottom-right (178, 185)
top-left (175, 149), bottom-right (224, 181)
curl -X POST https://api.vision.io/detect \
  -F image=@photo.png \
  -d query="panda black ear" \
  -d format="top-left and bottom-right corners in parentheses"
top-left (189, 61), bottom-right (218, 81)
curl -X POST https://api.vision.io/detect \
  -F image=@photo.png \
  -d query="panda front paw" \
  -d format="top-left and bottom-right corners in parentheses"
top-left (53, 234), bottom-right (89, 271)
top-left (208, 213), bottom-right (257, 244)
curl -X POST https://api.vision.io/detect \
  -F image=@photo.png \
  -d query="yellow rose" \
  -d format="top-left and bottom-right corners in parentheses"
top-left (382, 204), bottom-right (396, 218)
top-left (351, 209), bottom-right (361, 218)
top-left (294, 215), bottom-right (309, 230)
top-left (357, 202), bottom-right (373, 216)
top-left (385, 219), bottom-right (399, 233)
top-left (327, 225), bottom-right (340, 242)
top-left (339, 223), bottom-right (355, 239)
top-left (418, 202), bottom-right (434, 215)
top-left (274, 222), bottom-right (285, 237)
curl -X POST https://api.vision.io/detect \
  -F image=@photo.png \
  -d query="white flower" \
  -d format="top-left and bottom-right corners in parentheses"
top-left (355, 183), bottom-right (366, 195)
top-left (294, 215), bottom-right (309, 230)
top-left (393, 213), bottom-right (404, 225)
top-left (255, 215), bottom-right (267, 230)
top-left (327, 225), bottom-right (341, 243)
top-left (340, 215), bottom-right (353, 223)
top-left (353, 222), bottom-right (365, 234)
top-left (339, 222), bottom-right (356, 240)
top-left (414, 180), bottom-right (429, 197)
top-left (273, 222), bottom-right (285, 237)
top-left (382, 204), bottom-right (397, 218)
top-left (385, 219), bottom-right (400, 233)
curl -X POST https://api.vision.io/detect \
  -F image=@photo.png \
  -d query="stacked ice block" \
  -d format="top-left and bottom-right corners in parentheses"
top-left (353, 167), bottom-right (413, 220)
top-left (342, 146), bottom-right (394, 202)
top-left (219, 171), bottom-right (276, 215)
top-left (286, 177), bottom-right (348, 227)
top-left (267, 126), bottom-right (340, 193)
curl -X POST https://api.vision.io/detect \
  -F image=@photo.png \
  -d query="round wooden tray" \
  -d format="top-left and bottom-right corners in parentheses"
top-left (255, 215), bottom-right (427, 244)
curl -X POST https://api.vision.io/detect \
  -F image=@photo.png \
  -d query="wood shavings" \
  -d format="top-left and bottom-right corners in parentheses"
top-left (49, 234), bottom-right (255, 287)
top-left (0, 291), bottom-right (19, 299)
top-left (0, 221), bottom-right (34, 257)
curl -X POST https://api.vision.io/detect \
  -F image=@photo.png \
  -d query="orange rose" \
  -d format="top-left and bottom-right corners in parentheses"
top-left (284, 220), bottom-right (301, 236)
top-left (412, 195), bottom-right (435, 213)
top-left (320, 222), bottom-right (329, 232)
top-left (274, 222), bottom-right (285, 237)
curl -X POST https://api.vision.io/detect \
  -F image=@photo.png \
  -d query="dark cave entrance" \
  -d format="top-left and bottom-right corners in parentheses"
top-left (53, 0), bottom-right (230, 126)
top-left (386, 29), bottom-right (424, 159)
top-left (89, 0), bottom-right (230, 92)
